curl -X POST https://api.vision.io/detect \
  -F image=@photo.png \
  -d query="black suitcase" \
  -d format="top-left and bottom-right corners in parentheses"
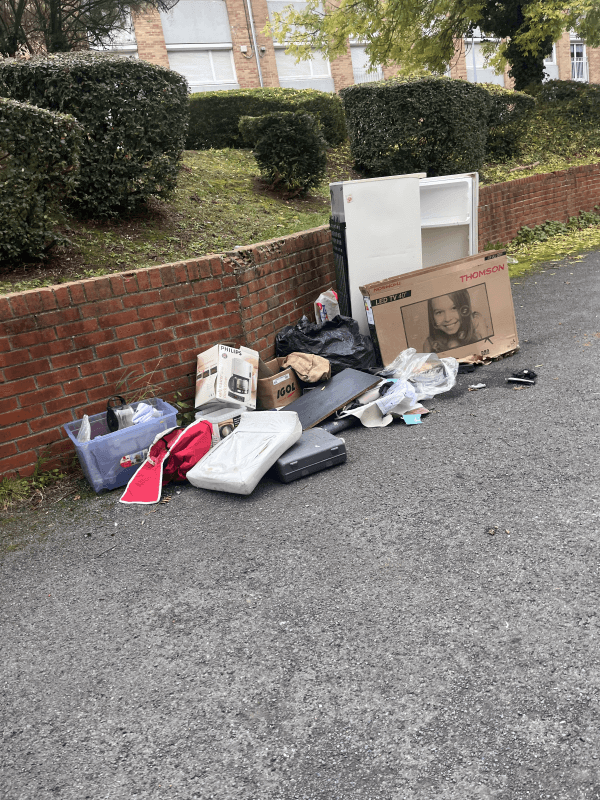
top-left (273, 428), bottom-right (347, 483)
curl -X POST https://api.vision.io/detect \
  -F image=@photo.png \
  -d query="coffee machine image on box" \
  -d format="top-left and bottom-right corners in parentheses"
top-left (228, 358), bottom-right (253, 402)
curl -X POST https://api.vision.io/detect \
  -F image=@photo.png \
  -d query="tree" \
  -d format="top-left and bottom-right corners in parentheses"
top-left (0, 0), bottom-right (178, 57)
top-left (267, 0), bottom-right (600, 91)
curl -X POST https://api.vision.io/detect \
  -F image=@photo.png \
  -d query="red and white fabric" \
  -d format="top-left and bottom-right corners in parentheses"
top-left (120, 418), bottom-right (212, 505)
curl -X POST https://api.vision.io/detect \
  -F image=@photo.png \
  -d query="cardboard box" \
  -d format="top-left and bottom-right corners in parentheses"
top-left (195, 406), bottom-right (246, 447)
top-left (195, 343), bottom-right (259, 410)
top-left (360, 250), bottom-right (518, 366)
top-left (257, 358), bottom-right (301, 409)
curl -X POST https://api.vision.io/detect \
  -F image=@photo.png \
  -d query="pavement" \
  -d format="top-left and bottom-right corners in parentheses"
top-left (1, 252), bottom-right (599, 800)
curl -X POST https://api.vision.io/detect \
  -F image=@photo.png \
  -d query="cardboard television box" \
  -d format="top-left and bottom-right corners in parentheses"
top-left (360, 250), bottom-right (518, 366)
top-left (195, 343), bottom-right (259, 410)
top-left (257, 358), bottom-right (301, 409)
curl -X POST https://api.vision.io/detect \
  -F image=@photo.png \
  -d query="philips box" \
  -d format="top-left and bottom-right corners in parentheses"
top-left (194, 343), bottom-right (259, 411)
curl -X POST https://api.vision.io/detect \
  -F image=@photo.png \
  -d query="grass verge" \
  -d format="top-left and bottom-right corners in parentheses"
top-left (0, 146), bottom-right (358, 295)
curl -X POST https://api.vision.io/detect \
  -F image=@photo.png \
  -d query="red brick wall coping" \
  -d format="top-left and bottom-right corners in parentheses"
top-left (3, 161), bottom-right (600, 477)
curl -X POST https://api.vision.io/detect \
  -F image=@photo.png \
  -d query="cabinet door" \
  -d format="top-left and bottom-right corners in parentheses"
top-left (420, 173), bottom-right (479, 268)
top-left (342, 174), bottom-right (424, 334)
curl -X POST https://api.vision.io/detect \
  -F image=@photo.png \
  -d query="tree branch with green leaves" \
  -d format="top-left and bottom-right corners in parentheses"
top-left (267, 0), bottom-right (600, 90)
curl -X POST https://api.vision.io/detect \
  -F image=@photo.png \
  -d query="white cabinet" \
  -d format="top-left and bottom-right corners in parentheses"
top-left (330, 172), bottom-right (479, 334)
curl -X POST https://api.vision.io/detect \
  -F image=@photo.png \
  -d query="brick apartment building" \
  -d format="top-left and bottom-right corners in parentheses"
top-left (109, 0), bottom-right (600, 92)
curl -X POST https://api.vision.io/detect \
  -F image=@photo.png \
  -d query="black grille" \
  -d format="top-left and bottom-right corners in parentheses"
top-left (329, 217), bottom-right (351, 317)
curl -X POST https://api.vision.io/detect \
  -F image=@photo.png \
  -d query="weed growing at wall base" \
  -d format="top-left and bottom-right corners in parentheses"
top-left (512, 209), bottom-right (600, 247)
top-left (0, 456), bottom-right (67, 513)
top-left (507, 218), bottom-right (600, 277)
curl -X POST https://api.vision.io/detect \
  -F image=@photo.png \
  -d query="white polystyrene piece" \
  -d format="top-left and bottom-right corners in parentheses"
top-left (186, 411), bottom-right (302, 495)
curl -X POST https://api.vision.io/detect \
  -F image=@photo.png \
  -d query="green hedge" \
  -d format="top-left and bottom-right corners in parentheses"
top-left (340, 77), bottom-right (491, 178)
top-left (0, 97), bottom-right (81, 261)
top-left (483, 83), bottom-right (536, 161)
top-left (239, 111), bottom-right (327, 196)
top-left (0, 52), bottom-right (189, 217)
top-left (187, 87), bottom-right (346, 149)
top-left (522, 80), bottom-right (600, 158)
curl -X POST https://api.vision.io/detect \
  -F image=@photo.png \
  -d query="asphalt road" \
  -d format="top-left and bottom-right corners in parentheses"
top-left (1, 253), bottom-right (599, 800)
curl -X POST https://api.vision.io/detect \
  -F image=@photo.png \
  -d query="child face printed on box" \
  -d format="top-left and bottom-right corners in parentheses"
top-left (401, 285), bottom-right (493, 354)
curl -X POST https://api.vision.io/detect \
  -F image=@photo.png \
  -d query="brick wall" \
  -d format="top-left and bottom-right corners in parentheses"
top-left (478, 163), bottom-right (600, 248)
top-left (0, 228), bottom-right (334, 478)
top-left (588, 42), bottom-right (600, 84)
top-left (555, 31), bottom-right (572, 81)
top-left (225, 0), bottom-right (280, 89)
top-left (330, 46), bottom-right (355, 92)
top-left (132, 8), bottom-right (169, 68)
top-left (449, 40), bottom-right (468, 81)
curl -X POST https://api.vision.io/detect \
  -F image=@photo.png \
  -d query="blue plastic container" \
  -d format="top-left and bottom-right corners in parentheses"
top-left (64, 398), bottom-right (178, 493)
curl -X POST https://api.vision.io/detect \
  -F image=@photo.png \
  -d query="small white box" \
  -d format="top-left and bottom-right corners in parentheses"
top-left (194, 343), bottom-right (259, 411)
top-left (194, 406), bottom-right (246, 447)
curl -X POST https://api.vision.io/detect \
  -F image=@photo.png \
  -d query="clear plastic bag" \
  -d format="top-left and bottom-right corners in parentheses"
top-left (314, 290), bottom-right (340, 325)
top-left (380, 348), bottom-right (458, 400)
top-left (76, 414), bottom-right (91, 443)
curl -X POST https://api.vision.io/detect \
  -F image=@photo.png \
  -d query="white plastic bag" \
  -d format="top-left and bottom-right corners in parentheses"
top-left (314, 289), bottom-right (340, 325)
top-left (338, 379), bottom-right (421, 428)
top-left (132, 402), bottom-right (161, 425)
top-left (380, 348), bottom-right (458, 400)
top-left (186, 411), bottom-right (302, 495)
top-left (76, 414), bottom-right (91, 442)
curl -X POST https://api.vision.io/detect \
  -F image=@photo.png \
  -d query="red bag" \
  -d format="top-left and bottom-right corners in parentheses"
top-left (120, 418), bottom-right (212, 505)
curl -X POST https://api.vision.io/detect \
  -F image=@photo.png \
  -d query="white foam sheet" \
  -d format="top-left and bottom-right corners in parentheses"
top-left (186, 411), bottom-right (302, 495)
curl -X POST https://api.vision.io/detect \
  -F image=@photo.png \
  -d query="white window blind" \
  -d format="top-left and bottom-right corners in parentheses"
top-left (275, 49), bottom-right (330, 79)
top-left (167, 49), bottom-right (236, 85)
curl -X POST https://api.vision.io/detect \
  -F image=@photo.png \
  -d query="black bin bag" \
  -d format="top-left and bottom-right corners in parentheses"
top-left (275, 315), bottom-right (377, 375)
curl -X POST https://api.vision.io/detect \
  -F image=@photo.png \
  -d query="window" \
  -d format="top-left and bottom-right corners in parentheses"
top-left (158, 0), bottom-right (237, 92)
top-left (350, 45), bottom-right (383, 84)
top-left (274, 48), bottom-right (330, 79)
top-left (465, 36), bottom-right (504, 86)
top-left (268, 0), bottom-right (334, 90)
top-left (166, 47), bottom-right (238, 92)
top-left (543, 44), bottom-right (559, 81)
top-left (94, 13), bottom-right (137, 54)
top-left (544, 44), bottom-right (557, 66)
top-left (571, 41), bottom-right (589, 82)
top-left (273, 46), bottom-right (334, 90)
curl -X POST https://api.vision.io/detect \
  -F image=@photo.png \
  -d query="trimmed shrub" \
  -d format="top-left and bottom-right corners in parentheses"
top-left (0, 52), bottom-right (189, 217)
top-left (522, 80), bottom-right (600, 158)
top-left (238, 115), bottom-right (263, 147)
top-left (528, 79), bottom-right (600, 107)
top-left (483, 83), bottom-right (536, 161)
top-left (340, 77), bottom-right (491, 177)
top-left (0, 97), bottom-right (82, 261)
top-left (242, 111), bottom-right (327, 196)
top-left (187, 87), bottom-right (346, 149)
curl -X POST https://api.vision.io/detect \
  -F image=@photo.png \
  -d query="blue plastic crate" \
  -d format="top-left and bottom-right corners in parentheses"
top-left (64, 398), bottom-right (178, 493)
